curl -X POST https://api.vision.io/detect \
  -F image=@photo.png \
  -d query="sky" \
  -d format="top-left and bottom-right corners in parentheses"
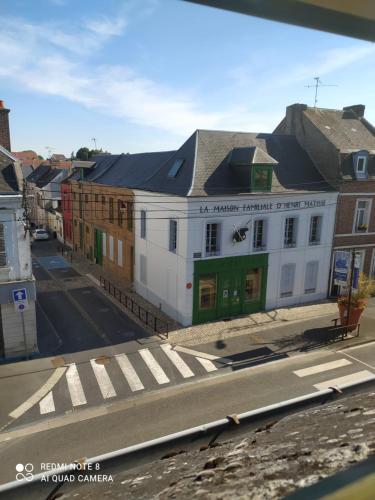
top-left (1, 0), bottom-right (374, 158)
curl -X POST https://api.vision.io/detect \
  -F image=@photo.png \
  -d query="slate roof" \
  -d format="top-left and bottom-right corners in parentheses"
top-left (138, 130), bottom-right (333, 196)
top-left (26, 165), bottom-right (63, 187)
top-left (229, 146), bottom-right (278, 165)
top-left (0, 144), bottom-right (19, 193)
top-left (304, 107), bottom-right (375, 152)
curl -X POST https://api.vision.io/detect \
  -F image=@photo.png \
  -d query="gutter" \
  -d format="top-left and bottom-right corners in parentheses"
top-left (1, 375), bottom-right (374, 499)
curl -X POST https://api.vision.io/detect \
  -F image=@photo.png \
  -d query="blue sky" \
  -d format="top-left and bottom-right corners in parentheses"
top-left (1, 0), bottom-right (374, 157)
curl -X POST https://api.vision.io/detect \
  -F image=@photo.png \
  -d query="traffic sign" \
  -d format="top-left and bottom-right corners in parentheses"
top-left (12, 288), bottom-right (29, 312)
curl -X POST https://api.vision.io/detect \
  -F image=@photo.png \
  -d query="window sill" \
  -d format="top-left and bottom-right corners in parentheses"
top-left (253, 246), bottom-right (267, 252)
top-left (284, 243), bottom-right (296, 249)
top-left (309, 241), bottom-right (321, 246)
top-left (205, 252), bottom-right (221, 258)
top-left (280, 292), bottom-right (293, 298)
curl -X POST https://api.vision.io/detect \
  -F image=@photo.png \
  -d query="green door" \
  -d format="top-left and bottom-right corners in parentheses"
top-left (94, 228), bottom-right (103, 265)
top-left (218, 271), bottom-right (242, 318)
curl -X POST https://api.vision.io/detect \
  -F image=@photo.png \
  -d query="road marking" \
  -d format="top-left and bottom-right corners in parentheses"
top-left (139, 348), bottom-right (170, 384)
top-left (314, 370), bottom-right (375, 390)
top-left (90, 359), bottom-right (117, 399)
top-left (174, 345), bottom-right (232, 364)
top-left (195, 357), bottom-right (218, 372)
top-left (115, 354), bottom-right (144, 392)
top-left (66, 364), bottom-right (87, 406)
top-left (160, 344), bottom-right (195, 378)
top-left (337, 350), bottom-right (375, 371)
top-left (293, 359), bottom-right (352, 377)
top-left (39, 391), bottom-right (55, 414)
top-left (9, 367), bottom-right (66, 419)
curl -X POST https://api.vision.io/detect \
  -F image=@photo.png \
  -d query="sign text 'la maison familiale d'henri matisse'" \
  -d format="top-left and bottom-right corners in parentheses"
top-left (199, 199), bottom-right (327, 214)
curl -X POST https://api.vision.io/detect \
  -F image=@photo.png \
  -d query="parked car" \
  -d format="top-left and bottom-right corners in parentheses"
top-left (32, 229), bottom-right (50, 241)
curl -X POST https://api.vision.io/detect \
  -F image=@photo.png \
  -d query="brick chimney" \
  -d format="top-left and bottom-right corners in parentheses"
top-left (343, 104), bottom-right (365, 118)
top-left (0, 100), bottom-right (11, 151)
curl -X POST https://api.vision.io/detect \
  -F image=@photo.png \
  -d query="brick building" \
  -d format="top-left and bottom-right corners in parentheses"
top-left (275, 103), bottom-right (375, 294)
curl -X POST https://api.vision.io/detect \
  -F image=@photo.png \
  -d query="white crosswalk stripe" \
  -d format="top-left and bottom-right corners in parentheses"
top-left (160, 344), bottom-right (195, 378)
top-left (90, 359), bottom-right (117, 399)
top-left (139, 348), bottom-right (170, 384)
top-left (66, 363), bottom-right (87, 407)
top-left (115, 353), bottom-right (144, 392)
top-left (293, 359), bottom-right (352, 377)
top-left (314, 370), bottom-right (375, 390)
top-left (39, 391), bottom-right (55, 414)
top-left (195, 357), bottom-right (218, 372)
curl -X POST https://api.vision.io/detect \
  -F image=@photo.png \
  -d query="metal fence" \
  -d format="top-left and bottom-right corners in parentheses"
top-left (99, 276), bottom-right (169, 336)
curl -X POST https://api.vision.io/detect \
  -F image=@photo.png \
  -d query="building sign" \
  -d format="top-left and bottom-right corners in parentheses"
top-left (12, 288), bottom-right (29, 312)
top-left (333, 251), bottom-right (351, 285)
top-left (199, 199), bottom-right (326, 214)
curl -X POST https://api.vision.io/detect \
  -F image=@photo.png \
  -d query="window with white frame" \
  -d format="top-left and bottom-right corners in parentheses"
top-left (140, 210), bottom-right (146, 239)
top-left (253, 219), bottom-right (266, 251)
top-left (370, 251), bottom-right (375, 279)
top-left (355, 156), bottom-right (367, 178)
top-left (280, 263), bottom-right (296, 297)
top-left (0, 224), bottom-right (6, 267)
top-left (354, 200), bottom-right (371, 233)
top-left (304, 261), bottom-right (319, 294)
top-left (284, 217), bottom-right (297, 248)
top-left (169, 219), bottom-right (177, 253)
top-left (206, 223), bottom-right (221, 256)
top-left (309, 215), bottom-right (322, 245)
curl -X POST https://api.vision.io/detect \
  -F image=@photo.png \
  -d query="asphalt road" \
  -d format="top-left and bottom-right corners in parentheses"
top-left (0, 341), bottom-right (374, 489)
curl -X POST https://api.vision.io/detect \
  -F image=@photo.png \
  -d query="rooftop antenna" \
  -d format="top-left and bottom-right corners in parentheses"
top-left (91, 137), bottom-right (97, 149)
top-left (305, 77), bottom-right (338, 107)
top-left (45, 146), bottom-right (56, 158)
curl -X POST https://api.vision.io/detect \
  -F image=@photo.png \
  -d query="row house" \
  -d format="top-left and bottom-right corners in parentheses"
top-left (132, 130), bottom-right (337, 326)
top-left (65, 152), bottom-right (172, 284)
top-left (275, 103), bottom-right (375, 295)
top-left (0, 101), bottom-right (37, 358)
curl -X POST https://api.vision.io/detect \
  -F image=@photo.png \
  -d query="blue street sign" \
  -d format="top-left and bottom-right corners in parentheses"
top-left (12, 288), bottom-right (27, 302)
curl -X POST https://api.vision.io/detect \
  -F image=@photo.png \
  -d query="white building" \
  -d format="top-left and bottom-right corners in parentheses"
top-left (0, 147), bottom-right (37, 358)
top-left (134, 130), bottom-right (338, 326)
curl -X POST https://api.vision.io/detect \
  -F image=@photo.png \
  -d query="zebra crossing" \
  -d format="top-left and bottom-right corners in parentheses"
top-left (292, 356), bottom-right (375, 390)
top-left (37, 344), bottom-right (222, 416)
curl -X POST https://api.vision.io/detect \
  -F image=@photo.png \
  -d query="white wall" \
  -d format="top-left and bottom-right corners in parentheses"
top-left (134, 191), bottom-right (338, 326)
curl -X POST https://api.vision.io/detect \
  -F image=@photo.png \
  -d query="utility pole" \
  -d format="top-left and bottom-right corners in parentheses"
top-left (305, 77), bottom-right (338, 107)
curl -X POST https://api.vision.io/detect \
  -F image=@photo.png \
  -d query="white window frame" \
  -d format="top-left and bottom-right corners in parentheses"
top-left (252, 218), bottom-right (267, 252)
top-left (283, 217), bottom-right (298, 248)
top-left (309, 214), bottom-right (323, 245)
top-left (304, 261), bottom-right (319, 294)
top-left (352, 198), bottom-right (372, 234)
top-left (356, 156), bottom-right (367, 176)
top-left (205, 221), bottom-right (222, 257)
top-left (280, 263), bottom-right (296, 298)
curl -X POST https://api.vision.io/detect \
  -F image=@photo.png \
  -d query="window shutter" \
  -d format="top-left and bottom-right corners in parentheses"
top-left (280, 264), bottom-right (295, 297)
top-left (102, 232), bottom-right (106, 257)
top-left (304, 261), bottom-right (319, 293)
top-left (109, 235), bottom-right (114, 261)
top-left (117, 239), bottom-right (123, 267)
top-left (0, 224), bottom-right (6, 267)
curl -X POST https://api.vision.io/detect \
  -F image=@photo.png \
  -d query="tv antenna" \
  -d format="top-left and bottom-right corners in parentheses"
top-left (45, 146), bottom-right (56, 158)
top-left (305, 77), bottom-right (338, 107)
top-left (91, 137), bottom-right (97, 149)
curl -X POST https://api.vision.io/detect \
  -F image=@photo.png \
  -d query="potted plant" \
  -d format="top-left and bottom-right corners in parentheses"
top-left (337, 273), bottom-right (375, 331)
top-left (357, 223), bottom-right (368, 232)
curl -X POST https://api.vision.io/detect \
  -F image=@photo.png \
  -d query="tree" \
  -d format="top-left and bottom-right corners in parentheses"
top-left (76, 147), bottom-right (90, 161)
top-left (37, 155), bottom-right (44, 160)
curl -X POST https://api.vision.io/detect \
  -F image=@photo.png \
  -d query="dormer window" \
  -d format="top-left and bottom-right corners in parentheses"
top-left (353, 151), bottom-right (369, 180)
top-left (251, 165), bottom-right (273, 192)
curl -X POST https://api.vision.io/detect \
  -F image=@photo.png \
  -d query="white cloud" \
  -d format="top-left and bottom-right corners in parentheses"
top-left (85, 17), bottom-right (126, 37)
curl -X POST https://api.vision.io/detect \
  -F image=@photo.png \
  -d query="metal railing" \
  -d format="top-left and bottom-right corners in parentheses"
top-left (99, 276), bottom-right (169, 336)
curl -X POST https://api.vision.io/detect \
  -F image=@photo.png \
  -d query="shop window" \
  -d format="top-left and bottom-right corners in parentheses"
top-left (284, 217), bottom-right (297, 248)
top-left (354, 200), bottom-right (371, 233)
top-left (280, 263), bottom-right (296, 297)
top-left (304, 261), bottom-right (319, 294)
top-left (199, 274), bottom-right (217, 310)
top-left (309, 216), bottom-right (322, 245)
top-left (253, 219), bottom-right (266, 251)
top-left (245, 268), bottom-right (262, 302)
top-left (206, 223), bottom-right (221, 256)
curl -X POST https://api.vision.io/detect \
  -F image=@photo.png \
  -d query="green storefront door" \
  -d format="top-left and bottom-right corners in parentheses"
top-left (94, 228), bottom-right (103, 265)
top-left (218, 271), bottom-right (242, 317)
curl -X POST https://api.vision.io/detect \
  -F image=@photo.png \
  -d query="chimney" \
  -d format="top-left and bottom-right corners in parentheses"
top-left (0, 100), bottom-right (11, 151)
top-left (343, 104), bottom-right (365, 118)
top-left (285, 103), bottom-right (307, 134)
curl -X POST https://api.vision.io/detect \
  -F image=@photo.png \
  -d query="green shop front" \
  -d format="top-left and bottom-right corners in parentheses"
top-left (192, 254), bottom-right (268, 324)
